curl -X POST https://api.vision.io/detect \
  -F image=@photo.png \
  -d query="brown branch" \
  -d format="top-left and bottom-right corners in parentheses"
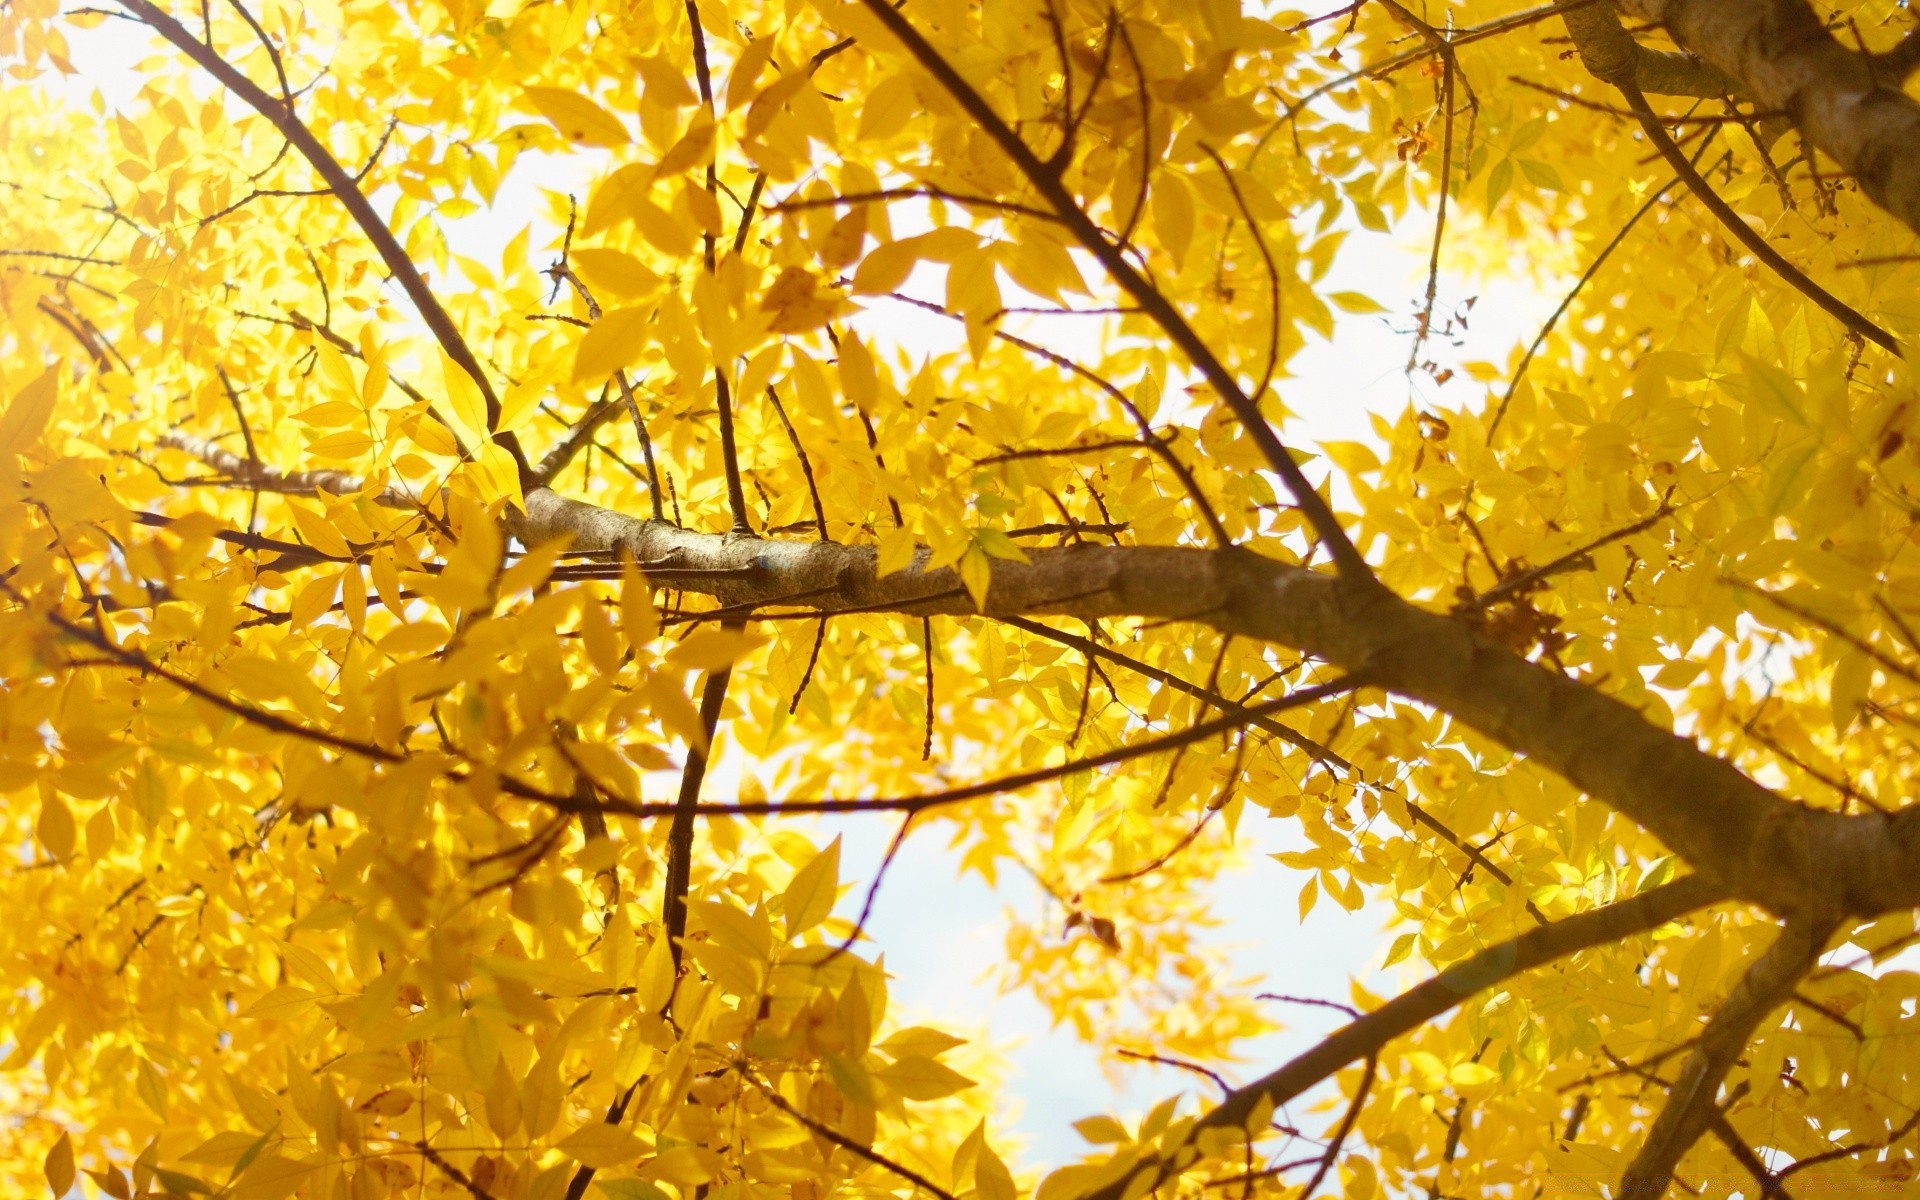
top-left (854, 0), bottom-right (1368, 578)
top-left (1616, 917), bottom-right (1832, 1200)
top-left (156, 431), bottom-right (417, 509)
top-left (509, 483), bottom-right (1920, 920)
top-left (416, 1143), bottom-right (501, 1200)
top-left (1078, 874), bottom-right (1726, 1200)
top-left (746, 1072), bottom-right (961, 1200)
top-left (771, 186), bottom-right (1062, 224)
top-left (664, 647), bottom-right (735, 973)
top-left (1300, 1055), bottom-right (1375, 1199)
top-left (760, 385), bottom-right (829, 541)
top-left (1619, 0), bottom-right (1920, 237)
top-left (1615, 79), bottom-right (1899, 353)
top-left (115, 0), bottom-right (532, 478)
top-left (535, 389), bottom-right (628, 485)
top-left (1561, 1), bottom-right (1739, 97)
top-left (1463, 499), bottom-right (1678, 610)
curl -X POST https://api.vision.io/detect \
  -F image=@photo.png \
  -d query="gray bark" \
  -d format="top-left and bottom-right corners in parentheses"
top-left (513, 487), bottom-right (1920, 924)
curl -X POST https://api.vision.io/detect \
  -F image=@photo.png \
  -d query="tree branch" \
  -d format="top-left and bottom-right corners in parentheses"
top-left (1618, 0), bottom-right (1920, 238)
top-left (1079, 874), bottom-right (1727, 1200)
top-left (507, 485), bottom-right (1920, 920)
top-left (1615, 79), bottom-right (1899, 353)
top-left (1561, 1), bottom-right (1738, 97)
top-left (115, 0), bottom-right (532, 478)
top-left (1617, 916), bottom-right (1833, 1200)
top-left (851, 0), bottom-right (1368, 578)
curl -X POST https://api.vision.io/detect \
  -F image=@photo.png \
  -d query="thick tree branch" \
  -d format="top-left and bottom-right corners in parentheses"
top-left (1561, 2), bottom-right (1737, 98)
top-left (1617, 0), bottom-right (1920, 238)
top-left (144, 434), bottom-right (1920, 924)
top-left (157, 431), bottom-right (415, 507)
top-left (508, 486), bottom-right (1920, 921)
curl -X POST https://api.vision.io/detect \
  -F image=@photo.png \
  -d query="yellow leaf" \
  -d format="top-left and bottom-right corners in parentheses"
top-left (499, 380), bottom-right (545, 433)
top-left (238, 986), bottom-right (318, 1020)
top-left (440, 348), bottom-right (491, 444)
top-left (0, 366), bottom-right (59, 456)
top-left (876, 1055), bottom-right (976, 1101)
top-left (571, 248), bottom-right (661, 301)
top-left (878, 1026), bottom-right (966, 1058)
top-left (627, 195), bottom-right (697, 258)
top-left (745, 71), bottom-right (809, 141)
top-left (851, 238), bottom-right (920, 295)
top-left (524, 85), bottom-right (630, 147)
top-left (838, 334), bottom-right (878, 413)
top-left (817, 205), bottom-right (869, 269)
top-left (782, 835), bottom-right (839, 936)
top-left (620, 559), bottom-right (659, 647)
top-left (44, 1132), bottom-right (73, 1198)
top-left (725, 35), bottom-right (779, 110)
top-left (556, 1122), bottom-right (647, 1169)
top-left (760, 267), bottom-right (839, 335)
top-left (36, 793), bottom-right (74, 861)
top-left (232, 1152), bottom-right (317, 1200)
top-left (975, 1138), bottom-right (1017, 1200)
top-left (876, 528), bottom-right (918, 578)
top-left (665, 626), bottom-right (768, 672)
top-left (473, 442), bottom-right (524, 508)
top-left (1328, 291), bottom-right (1387, 314)
top-left (305, 430), bottom-right (374, 461)
top-left (572, 306), bottom-right (654, 384)
top-left (356, 1089), bottom-right (414, 1117)
top-left (636, 55), bottom-right (697, 107)
top-left (958, 546), bottom-right (992, 610)
top-left (656, 116), bottom-right (715, 177)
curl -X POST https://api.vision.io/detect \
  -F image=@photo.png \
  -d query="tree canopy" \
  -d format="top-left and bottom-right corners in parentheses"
top-left (4, 0), bottom-right (1920, 1197)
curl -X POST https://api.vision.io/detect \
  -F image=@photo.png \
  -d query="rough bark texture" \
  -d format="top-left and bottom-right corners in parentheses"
top-left (1561, 2), bottom-right (1738, 97)
top-left (1619, 0), bottom-right (1920, 237)
top-left (513, 488), bottom-right (1920, 923)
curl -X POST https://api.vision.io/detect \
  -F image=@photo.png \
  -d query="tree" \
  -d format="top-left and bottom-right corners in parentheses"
top-left (2, 0), bottom-right (1919, 1195)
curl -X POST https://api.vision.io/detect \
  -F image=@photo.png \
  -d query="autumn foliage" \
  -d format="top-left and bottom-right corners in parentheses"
top-left (4, 0), bottom-right (1920, 1198)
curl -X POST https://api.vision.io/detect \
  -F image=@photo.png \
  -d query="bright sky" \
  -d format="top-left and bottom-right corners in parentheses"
top-left (30, 6), bottom-right (1564, 1170)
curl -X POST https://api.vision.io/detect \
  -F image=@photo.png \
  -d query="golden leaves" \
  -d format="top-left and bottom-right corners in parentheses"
top-left (761, 267), bottom-right (840, 335)
top-left (523, 86), bottom-right (630, 147)
top-left (556, 1122), bottom-right (649, 1168)
top-left (439, 347), bottom-right (491, 445)
top-left (781, 835), bottom-right (840, 936)
top-left (42, 1132), bottom-right (72, 1199)
top-left (0, 366), bottom-right (58, 456)
top-left (35, 793), bottom-right (74, 862)
top-left (573, 305), bottom-right (653, 384)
